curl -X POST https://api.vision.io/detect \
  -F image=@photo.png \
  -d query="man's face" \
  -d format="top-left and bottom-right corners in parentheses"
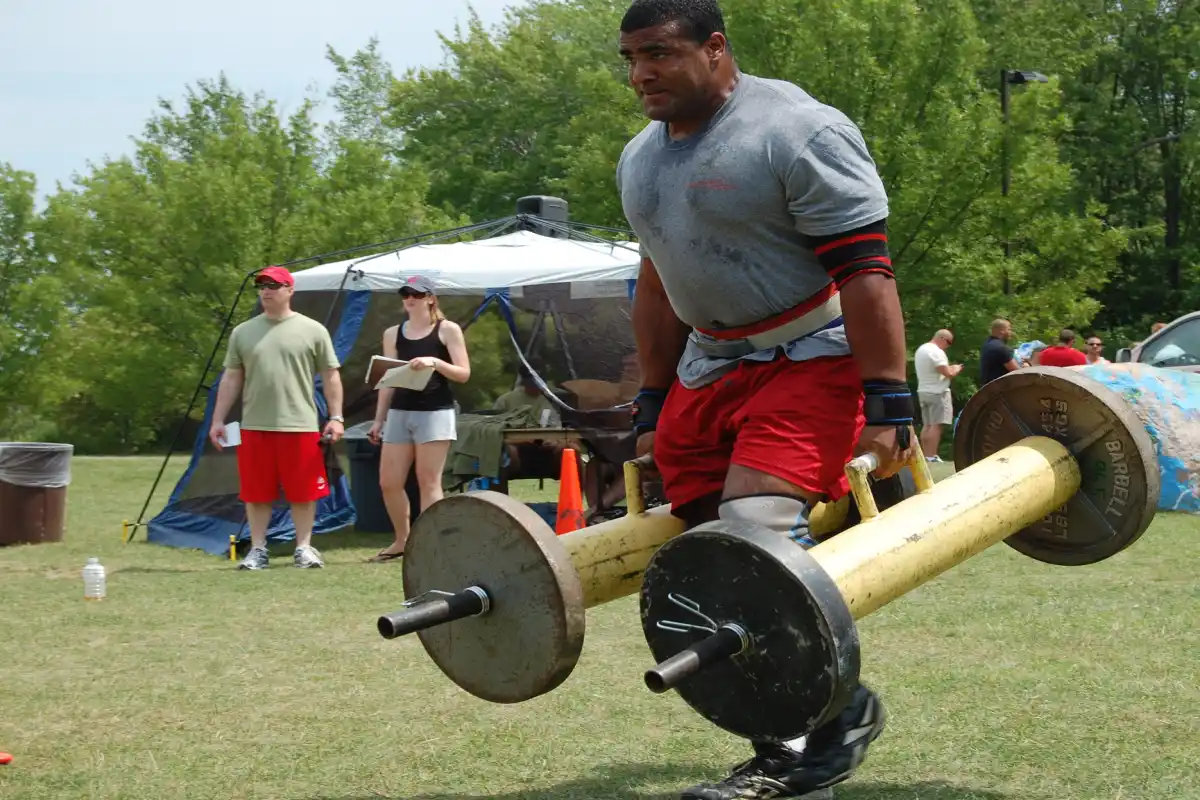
top-left (618, 21), bottom-right (724, 122)
top-left (1087, 337), bottom-right (1103, 354)
top-left (256, 280), bottom-right (292, 304)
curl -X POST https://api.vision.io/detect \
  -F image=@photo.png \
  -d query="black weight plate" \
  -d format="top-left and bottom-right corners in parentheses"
top-left (640, 521), bottom-right (860, 743)
top-left (953, 367), bottom-right (1159, 565)
top-left (401, 491), bottom-right (586, 703)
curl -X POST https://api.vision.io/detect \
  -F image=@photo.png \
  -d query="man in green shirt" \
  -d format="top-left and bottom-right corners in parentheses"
top-left (210, 266), bottom-right (345, 570)
top-left (492, 366), bottom-right (560, 425)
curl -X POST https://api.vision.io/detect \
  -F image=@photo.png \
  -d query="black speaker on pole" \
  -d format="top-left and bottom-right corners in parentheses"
top-left (516, 195), bottom-right (569, 238)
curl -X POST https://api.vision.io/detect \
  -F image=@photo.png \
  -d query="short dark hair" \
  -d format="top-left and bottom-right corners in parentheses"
top-left (1059, 328), bottom-right (1076, 344)
top-left (620, 0), bottom-right (726, 43)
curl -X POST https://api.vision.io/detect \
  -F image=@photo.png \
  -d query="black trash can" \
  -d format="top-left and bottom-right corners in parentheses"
top-left (0, 442), bottom-right (74, 547)
top-left (343, 423), bottom-right (420, 533)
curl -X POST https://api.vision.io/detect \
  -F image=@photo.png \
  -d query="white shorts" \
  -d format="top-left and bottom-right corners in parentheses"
top-left (382, 408), bottom-right (457, 445)
top-left (918, 392), bottom-right (953, 426)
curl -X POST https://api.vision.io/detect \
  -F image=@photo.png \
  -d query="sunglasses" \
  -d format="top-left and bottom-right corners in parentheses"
top-left (256, 281), bottom-right (288, 290)
top-left (400, 289), bottom-right (429, 298)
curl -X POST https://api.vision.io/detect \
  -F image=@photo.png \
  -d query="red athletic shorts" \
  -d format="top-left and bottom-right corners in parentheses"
top-left (655, 355), bottom-right (865, 517)
top-left (236, 430), bottom-right (331, 504)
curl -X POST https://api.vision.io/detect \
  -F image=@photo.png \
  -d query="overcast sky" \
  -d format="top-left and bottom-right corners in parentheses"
top-left (0, 0), bottom-right (524, 201)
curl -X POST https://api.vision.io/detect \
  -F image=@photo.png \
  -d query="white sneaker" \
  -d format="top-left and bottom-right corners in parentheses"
top-left (293, 545), bottom-right (325, 569)
top-left (238, 547), bottom-right (269, 570)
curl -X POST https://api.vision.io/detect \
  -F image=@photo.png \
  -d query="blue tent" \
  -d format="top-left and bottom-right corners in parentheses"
top-left (133, 213), bottom-right (641, 556)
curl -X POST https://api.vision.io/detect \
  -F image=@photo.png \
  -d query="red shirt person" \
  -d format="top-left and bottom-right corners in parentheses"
top-left (1038, 329), bottom-right (1089, 367)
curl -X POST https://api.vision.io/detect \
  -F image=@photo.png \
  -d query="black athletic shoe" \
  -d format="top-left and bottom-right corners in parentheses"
top-left (680, 684), bottom-right (886, 800)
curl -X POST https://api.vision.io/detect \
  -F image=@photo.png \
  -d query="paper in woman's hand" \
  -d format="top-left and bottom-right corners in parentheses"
top-left (375, 363), bottom-right (434, 391)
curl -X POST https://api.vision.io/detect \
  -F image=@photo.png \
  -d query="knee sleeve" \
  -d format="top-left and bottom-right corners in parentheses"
top-left (718, 494), bottom-right (815, 549)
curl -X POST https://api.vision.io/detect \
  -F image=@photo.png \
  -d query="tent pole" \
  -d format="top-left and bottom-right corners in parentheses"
top-left (129, 270), bottom-right (257, 540)
top-left (322, 267), bottom-right (357, 330)
top-left (549, 302), bottom-right (579, 380)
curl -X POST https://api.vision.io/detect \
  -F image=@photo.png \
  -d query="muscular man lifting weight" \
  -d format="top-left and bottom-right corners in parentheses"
top-left (615, 1), bottom-right (914, 797)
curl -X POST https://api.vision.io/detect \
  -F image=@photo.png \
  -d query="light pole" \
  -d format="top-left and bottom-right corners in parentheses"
top-left (1001, 69), bottom-right (1049, 293)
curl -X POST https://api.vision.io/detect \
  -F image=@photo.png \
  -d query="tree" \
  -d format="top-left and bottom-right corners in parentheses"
top-left (0, 164), bottom-right (71, 440)
top-left (27, 73), bottom-right (459, 452)
top-left (323, 37), bottom-right (405, 157)
top-left (386, 0), bottom-right (1128, 374)
top-left (1056, 0), bottom-right (1199, 334)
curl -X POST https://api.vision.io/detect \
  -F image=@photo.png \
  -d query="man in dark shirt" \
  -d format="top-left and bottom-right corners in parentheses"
top-left (980, 318), bottom-right (1021, 385)
top-left (1038, 329), bottom-right (1089, 367)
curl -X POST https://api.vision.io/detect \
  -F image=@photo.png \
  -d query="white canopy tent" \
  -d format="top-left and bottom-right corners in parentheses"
top-left (290, 229), bottom-right (642, 298)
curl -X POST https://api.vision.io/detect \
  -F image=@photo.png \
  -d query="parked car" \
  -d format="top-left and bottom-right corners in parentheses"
top-left (1114, 310), bottom-right (1200, 372)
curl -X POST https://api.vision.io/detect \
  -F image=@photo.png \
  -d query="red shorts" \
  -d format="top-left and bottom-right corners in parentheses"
top-left (655, 355), bottom-right (865, 516)
top-left (236, 430), bottom-right (331, 504)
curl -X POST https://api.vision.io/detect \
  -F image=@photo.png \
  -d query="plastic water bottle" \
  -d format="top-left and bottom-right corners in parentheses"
top-left (82, 557), bottom-right (106, 601)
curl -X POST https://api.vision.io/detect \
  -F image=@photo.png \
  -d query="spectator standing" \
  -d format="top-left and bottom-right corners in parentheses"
top-left (914, 329), bottom-right (961, 462)
top-left (210, 266), bottom-right (345, 571)
top-left (980, 318), bottom-right (1021, 386)
top-left (367, 275), bottom-right (471, 562)
top-left (1038, 329), bottom-right (1089, 367)
top-left (1085, 335), bottom-right (1108, 365)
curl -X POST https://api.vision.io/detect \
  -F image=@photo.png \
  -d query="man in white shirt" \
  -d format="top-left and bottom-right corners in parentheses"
top-left (914, 329), bottom-right (962, 462)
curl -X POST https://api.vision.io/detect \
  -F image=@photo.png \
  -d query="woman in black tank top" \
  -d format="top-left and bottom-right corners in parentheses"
top-left (390, 319), bottom-right (456, 411)
top-left (366, 275), bottom-right (472, 560)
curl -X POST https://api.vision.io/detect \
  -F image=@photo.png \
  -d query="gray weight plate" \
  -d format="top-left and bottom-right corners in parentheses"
top-left (401, 491), bottom-right (585, 703)
top-left (953, 367), bottom-right (1159, 565)
top-left (640, 521), bottom-right (860, 743)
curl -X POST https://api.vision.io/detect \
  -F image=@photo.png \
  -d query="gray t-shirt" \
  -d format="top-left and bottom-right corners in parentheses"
top-left (615, 73), bottom-right (889, 388)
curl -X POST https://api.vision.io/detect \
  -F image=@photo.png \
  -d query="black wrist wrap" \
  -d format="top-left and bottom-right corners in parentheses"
top-left (632, 388), bottom-right (669, 435)
top-left (862, 379), bottom-right (914, 426)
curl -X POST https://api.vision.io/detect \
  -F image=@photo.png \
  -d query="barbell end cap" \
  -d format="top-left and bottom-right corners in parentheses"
top-left (642, 624), bottom-right (749, 694)
top-left (376, 586), bottom-right (491, 640)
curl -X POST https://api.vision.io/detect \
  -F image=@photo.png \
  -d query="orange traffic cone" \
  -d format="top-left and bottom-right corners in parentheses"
top-left (555, 448), bottom-right (586, 535)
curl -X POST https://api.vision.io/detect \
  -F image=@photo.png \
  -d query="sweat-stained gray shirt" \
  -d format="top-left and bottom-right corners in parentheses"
top-left (616, 73), bottom-right (890, 388)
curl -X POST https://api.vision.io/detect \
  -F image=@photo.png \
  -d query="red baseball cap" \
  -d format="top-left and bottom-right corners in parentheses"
top-left (255, 266), bottom-right (294, 286)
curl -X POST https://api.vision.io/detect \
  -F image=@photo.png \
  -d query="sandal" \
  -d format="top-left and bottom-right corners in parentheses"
top-left (367, 549), bottom-right (404, 563)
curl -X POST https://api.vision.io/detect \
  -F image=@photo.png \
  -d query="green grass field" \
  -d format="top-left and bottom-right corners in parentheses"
top-left (1, 456), bottom-right (1198, 800)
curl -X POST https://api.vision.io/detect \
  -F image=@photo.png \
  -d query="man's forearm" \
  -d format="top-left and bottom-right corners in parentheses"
top-left (212, 372), bottom-right (243, 424)
top-left (633, 286), bottom-right (690, 389)
top-left (323, 371), bottom-right (343, 418)
top-left (840, 274), bottom-right (907, 383)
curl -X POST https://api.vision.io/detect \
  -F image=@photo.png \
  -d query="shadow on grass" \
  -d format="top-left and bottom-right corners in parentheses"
top-left (109, 565), bottom-right (214, 575)
top-left (311, 762), bottom-right (1015, 800)
top-left (305, 529), bottom-right (397, 553)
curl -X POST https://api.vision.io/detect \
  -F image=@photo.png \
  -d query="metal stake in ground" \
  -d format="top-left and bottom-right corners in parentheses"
top-left (639, 367), bottom-right (1162, 744)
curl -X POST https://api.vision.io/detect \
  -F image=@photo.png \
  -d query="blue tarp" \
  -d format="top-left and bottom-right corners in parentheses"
top-left (1078, 363), bottom-right (1200, 516)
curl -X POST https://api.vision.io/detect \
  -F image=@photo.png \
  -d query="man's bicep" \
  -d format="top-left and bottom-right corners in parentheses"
top-left (783, 123), bottom-right (889, 238)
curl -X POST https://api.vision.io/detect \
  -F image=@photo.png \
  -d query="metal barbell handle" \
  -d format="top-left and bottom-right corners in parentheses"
top-left (845, 432), bottom-right (935, 520)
